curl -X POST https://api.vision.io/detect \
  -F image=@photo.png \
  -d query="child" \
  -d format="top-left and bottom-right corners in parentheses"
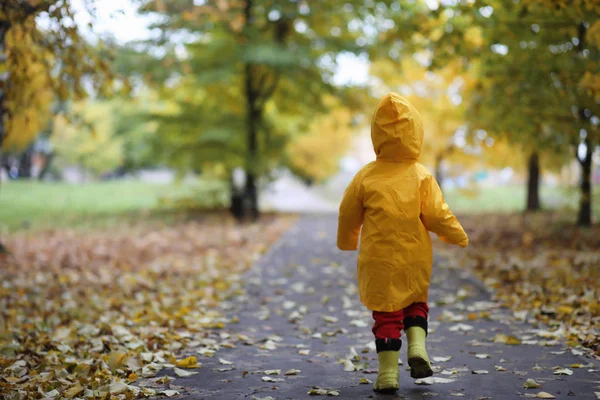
top-left (337, 93), bottom-right (468, 393)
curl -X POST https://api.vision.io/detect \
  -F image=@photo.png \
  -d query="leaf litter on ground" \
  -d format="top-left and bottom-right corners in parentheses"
top-left (436, 213), bottom-right (600, 357)
top-left (0, 213), bottom-right (294, 399)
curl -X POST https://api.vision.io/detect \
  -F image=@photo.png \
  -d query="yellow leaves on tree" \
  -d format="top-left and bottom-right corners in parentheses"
top-left (578, 21), bottom-right (600, 99)
top-left (479, 138), bottom-right (526, 171)
top-left (51, 101), bottom-right (124, 174)
top-left (2, 20), bottom-right (53, 152)
top-left (286, 99), bottom-right (354, 183)
top-left (371, 59), bottom-right (471, 170)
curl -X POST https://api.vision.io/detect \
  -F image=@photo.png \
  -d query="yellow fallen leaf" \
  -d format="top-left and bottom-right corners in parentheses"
top-left (524, 378), bottom-right (541, 389)
top-left (557, 305), bottom-right (574, 314)
top-left (176, 356), bottom-right (199, 369)
top-left (63, 384), bottom-right (84, 398)
top-left (570, 363), bottom-right (584, 368)
top-left (506, 336), bottom-right (521, 345)
top-left (106, 352), bottom-right (128, 370)
top-left (127, 373), bottom-right (139, 382)
top-left (537, 392), bottom-right (556, 399)
top-left (155, 376), bottom-right (173, 384)
top-left (468, 312), bottom-right (478, 321)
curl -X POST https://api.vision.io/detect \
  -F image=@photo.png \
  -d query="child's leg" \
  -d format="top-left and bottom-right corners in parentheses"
top-left (372, 310), bottom-right (404, 339)
top-left (403, 302), bottom-right (432, 379)
top-left (403, 302), bottom-right (429, 331)
top-left (371, 311), bottom-right (403, 393)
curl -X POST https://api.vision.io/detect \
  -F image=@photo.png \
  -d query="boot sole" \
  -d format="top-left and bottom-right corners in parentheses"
top-left (373, 386), bottom-right (398, 394)
top-left (408, 356), bottom-right (433, 379)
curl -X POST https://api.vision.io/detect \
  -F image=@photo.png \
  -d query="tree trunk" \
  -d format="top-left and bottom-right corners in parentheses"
top-left (240, 0), bottom-right (259, 222)
top-left (577, 138), bottom-right (592, 226)
top-left (230, 187), bottom-right (244, 221)
top-left (38, 152), bottom-right (54, 180)
top-left (243, 61), bottom-right (260, 221)
top-left (526, 151), bottom-right (541, 212)
top-left (434, 153), bottom-right (444, 191)
top-left (18, 146), bottom-right (33, 178)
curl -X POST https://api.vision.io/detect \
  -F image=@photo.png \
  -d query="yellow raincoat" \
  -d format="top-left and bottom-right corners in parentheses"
top-left (337, 93), bottom-right (468, 312)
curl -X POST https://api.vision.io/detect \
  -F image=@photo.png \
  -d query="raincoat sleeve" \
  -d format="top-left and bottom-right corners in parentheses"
top-left (337, 173), bottom-right (364, 251)
top-left (420, 174), bottom-right (469, 247)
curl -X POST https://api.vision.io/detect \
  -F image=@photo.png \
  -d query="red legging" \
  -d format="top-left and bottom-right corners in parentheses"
top-left (372, 302), bottom-right (429, 339)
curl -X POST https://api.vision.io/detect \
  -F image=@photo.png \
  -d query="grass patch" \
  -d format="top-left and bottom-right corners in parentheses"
top-left (0, 180), bottom-right (228, 232)
top-left (443, 184), bottom-right (600, 217)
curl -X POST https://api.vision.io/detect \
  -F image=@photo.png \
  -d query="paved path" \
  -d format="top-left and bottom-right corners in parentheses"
top-left (173, 215), bottom-right (599, 399)
top-left (260, 176), bottom-right (337, 213)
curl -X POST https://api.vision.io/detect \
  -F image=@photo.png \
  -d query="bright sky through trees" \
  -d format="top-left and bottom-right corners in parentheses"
top-left (69, 0), bottom-right (371, 85)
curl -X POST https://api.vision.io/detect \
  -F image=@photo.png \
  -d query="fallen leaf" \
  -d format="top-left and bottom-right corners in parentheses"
top-left (557, 305), bottom-right (574, 314)
top-left (160, 390), bottom-right (180, 397)
top-left (433, 356), bottom-right (452, 362)
top-left (471, 370), bottom-right (489, 375)
top-left (449, 323), bottom-right (473, 332)
top-left (262, 376), bottom-right (284, 382)
top-left (63, 384), bottom-right (84, 398)
top-left (360, 377), bottom-right (373, 384)
top-left (219, 358), bottom-right (234, 365)
top-left (475, 353), bottom-right (491, 359)
top-left (415, 377), bottom-right (456, 385)
top-left (553, 368), bottom-right (573, 376)
top-left (264, 369), bottom-right (281, 375)
top-left (263, 340), bottom-right (277, 351)
top-left (174, 367), bottom-right (199, 377)
top-left (343, 359), bottom-right (356, 372)
top-left (524, 378), bottom-right (541, 389)
top-left (299, 349), bottom-right (310, 356)
top-left (451, 393), bottom-right (466, 397)
top-left (536, 392), bottom-right (556, 399)
top-left (176, 356), bottom-right (199, 368)
top-left (323, 315), bottom-right (339, 323)
top-left (494, 333), bottom-right (522, 345)
top-left (109, 381), bottom-right (130, 395)
top-left (441, 369), bottom-right (459, 375)
top-left (284, 369), bottom-right (301, 375)
top-left (127, 372), bottom-right (139, 382)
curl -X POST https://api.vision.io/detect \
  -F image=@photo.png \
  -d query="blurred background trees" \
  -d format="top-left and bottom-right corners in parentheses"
top-left (1, 0), bottom-right (599, 226)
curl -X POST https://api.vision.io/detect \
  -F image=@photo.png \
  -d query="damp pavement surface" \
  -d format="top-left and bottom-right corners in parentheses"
top-left (165, 215), bottom-right (600, 400)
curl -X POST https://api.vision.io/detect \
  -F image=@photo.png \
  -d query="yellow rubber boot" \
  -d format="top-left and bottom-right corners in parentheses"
top-left (406, 326), bottom-right (433, 379)
top-left (373, 339), bottom-right (401, 393)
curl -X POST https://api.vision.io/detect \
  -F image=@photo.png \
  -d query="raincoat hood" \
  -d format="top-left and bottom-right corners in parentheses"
top-left (371, 93), bottom-right (424, 162)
